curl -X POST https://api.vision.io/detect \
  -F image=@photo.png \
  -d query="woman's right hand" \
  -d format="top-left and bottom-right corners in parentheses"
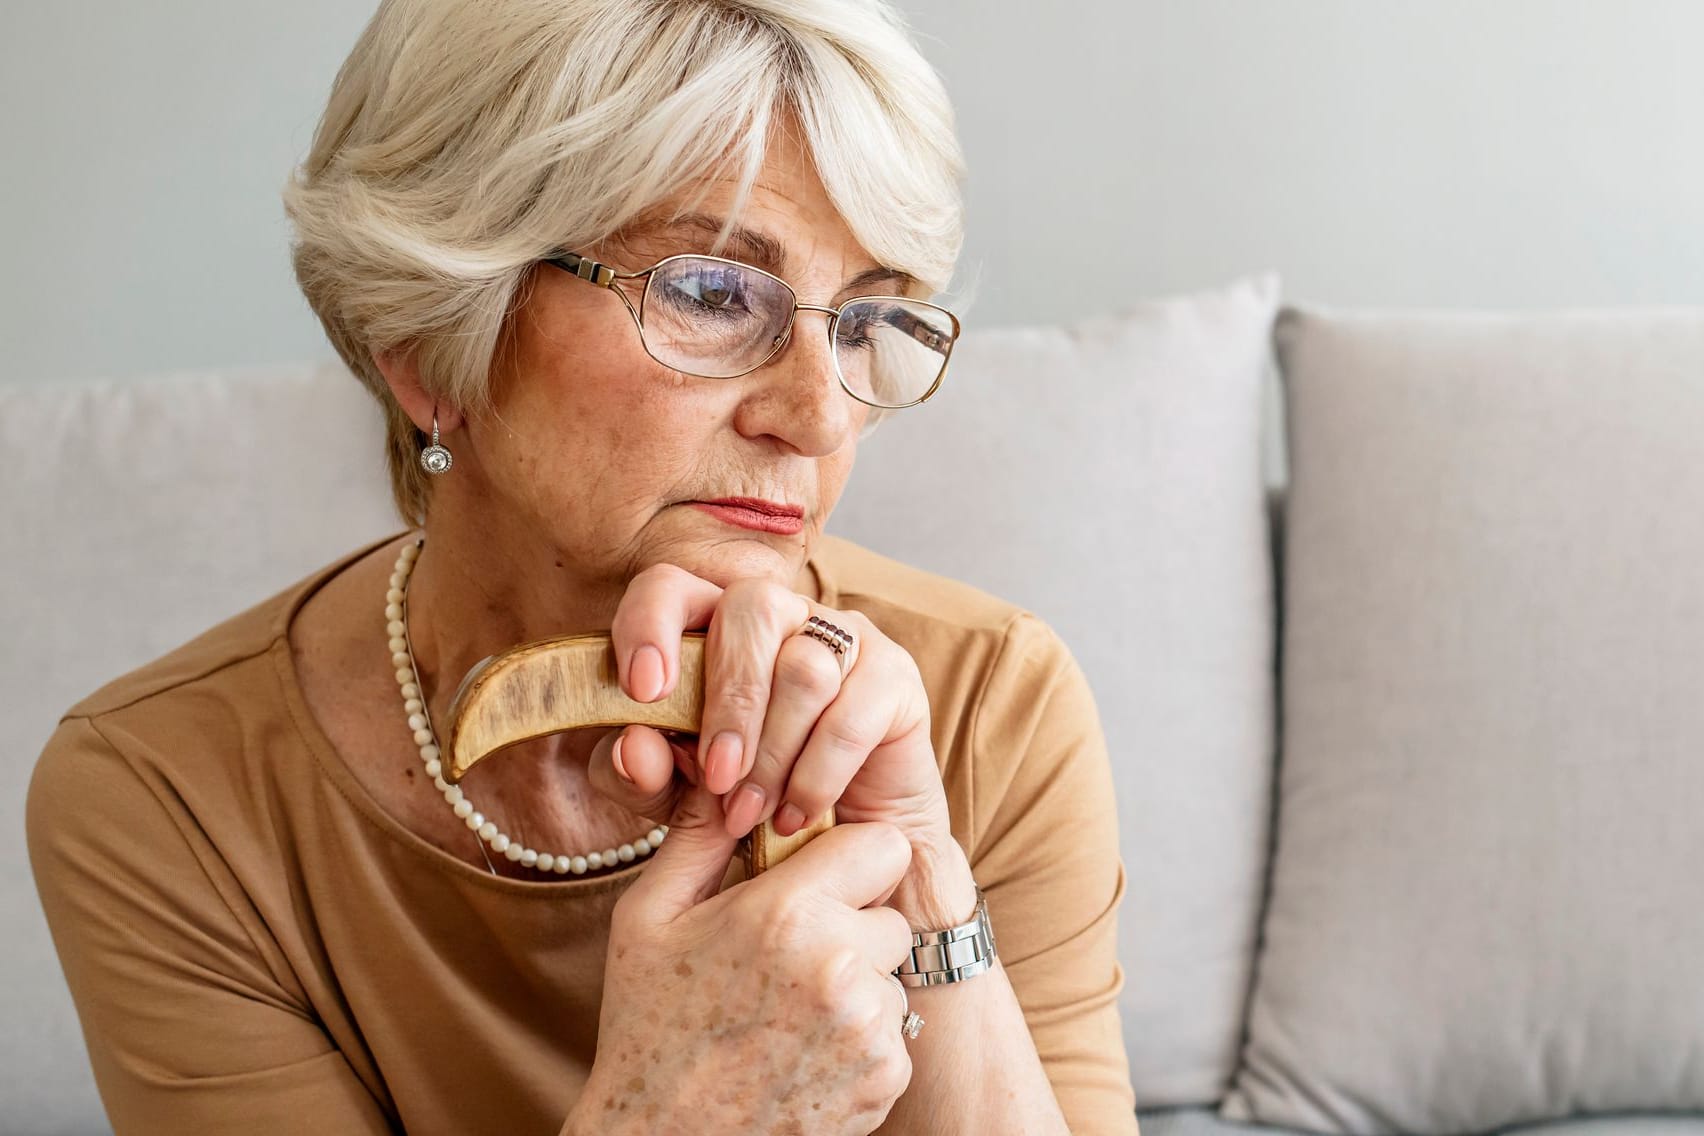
top-left (570, 764), bottom-right (919, 1136)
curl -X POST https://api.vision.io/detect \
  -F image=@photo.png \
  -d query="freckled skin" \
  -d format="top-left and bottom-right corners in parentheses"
top-left (578, 871), bottom-right (913, 1136)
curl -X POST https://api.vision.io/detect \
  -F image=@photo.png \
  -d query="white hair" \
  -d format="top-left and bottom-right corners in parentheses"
top-left (284, 0), bottom-right (965, 523)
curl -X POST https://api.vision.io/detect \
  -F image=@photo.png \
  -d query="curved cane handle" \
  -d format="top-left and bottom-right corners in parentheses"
top-left (443, 631), bottom-right (833, 874)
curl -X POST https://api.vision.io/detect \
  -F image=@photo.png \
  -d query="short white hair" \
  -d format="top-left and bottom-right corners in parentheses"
top-left (284, 0), bottom-right (965, 523)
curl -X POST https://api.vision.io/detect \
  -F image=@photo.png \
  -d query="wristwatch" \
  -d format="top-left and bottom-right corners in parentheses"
top-left (892, 884), bottom-right (998, 987)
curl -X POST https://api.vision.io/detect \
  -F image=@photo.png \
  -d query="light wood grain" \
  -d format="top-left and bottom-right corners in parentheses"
top-left (444, 632), bottom-right (832, 875)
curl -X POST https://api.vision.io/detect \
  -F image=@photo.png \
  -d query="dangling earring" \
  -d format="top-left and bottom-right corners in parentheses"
top-left (419, 412), bottom-right (453, 474)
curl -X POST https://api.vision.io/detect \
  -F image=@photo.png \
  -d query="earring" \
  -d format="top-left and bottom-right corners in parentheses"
top-left (419, 413), bottom-right (453, 474)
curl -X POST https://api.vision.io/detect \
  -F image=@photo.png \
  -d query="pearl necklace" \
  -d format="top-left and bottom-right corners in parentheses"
top-left (387, 537), bottom-right (667, 877)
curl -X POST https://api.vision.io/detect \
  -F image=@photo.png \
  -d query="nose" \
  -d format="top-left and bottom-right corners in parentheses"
top-left (732, 307), bottom-right (860, 457)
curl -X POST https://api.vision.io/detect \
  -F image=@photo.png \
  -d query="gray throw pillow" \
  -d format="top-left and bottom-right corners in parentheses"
top-left (1222, 305), bottom-right (1704, 1134)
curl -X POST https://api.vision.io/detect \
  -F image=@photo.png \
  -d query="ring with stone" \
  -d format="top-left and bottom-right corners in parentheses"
top-left (886, 971), bottom-right (925, 1041)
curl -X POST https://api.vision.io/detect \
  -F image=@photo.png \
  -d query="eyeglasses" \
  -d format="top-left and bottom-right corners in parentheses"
top-left (541, 250), bottom-right (960, 409)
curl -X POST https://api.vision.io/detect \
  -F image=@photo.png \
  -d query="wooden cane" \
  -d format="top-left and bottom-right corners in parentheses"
top-left (442, 631), bottom-right (834, 876)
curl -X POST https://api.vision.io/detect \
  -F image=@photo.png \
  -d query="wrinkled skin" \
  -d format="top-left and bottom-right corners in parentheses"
top-left (575, 782), bottom-right (917, 1136)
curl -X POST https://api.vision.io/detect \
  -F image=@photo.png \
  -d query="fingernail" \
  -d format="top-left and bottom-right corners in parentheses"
top-left (629, 644), bottom-right (664, 702)
top-left (776, 802), bottom-right (806, 835)
top-left (612, 734), bottom-right (635, 784)
top-left (725, 783), bottom-right (765, 835)
top-left (704, 731), bottom-right (742, 794)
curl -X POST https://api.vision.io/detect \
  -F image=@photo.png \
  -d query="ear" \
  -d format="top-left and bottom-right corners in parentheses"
top-left (372, 347), bottom-right (466, 434)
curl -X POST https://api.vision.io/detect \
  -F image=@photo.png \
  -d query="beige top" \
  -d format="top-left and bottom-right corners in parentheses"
top-left (27, 532), bottom-right (1136, 1135)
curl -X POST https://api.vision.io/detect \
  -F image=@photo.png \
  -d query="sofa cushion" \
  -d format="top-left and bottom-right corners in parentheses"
top-left (1222, 306), bottom-right (1704, 1134)
top-left (831, 273), bottom-right (1282, 1106)
top-left (2, 362), bottom-right (397, 1134)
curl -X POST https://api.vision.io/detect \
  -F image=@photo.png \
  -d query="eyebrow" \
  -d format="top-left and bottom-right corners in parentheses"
top-left (627, 212), bottom-right (920, 294)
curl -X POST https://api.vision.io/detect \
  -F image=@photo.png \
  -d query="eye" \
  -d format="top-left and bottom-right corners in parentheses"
top-left (668, 266), bottom-right (749, 312)
top-left (836, 302), bottom-right (889, 349)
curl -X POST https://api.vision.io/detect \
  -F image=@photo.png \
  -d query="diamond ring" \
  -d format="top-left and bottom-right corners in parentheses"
top-left (886, 972), bottom-right (925, 1041)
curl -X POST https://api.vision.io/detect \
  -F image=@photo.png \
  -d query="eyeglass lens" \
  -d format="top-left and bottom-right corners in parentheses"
top-left (639, 257), bottom-right (953, 407)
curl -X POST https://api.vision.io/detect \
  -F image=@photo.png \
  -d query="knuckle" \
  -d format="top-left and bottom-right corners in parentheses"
top-left (816, 712), bottom-right (871, 756)
top-left (721, 575), bottom-right (764, 599)
top-left (746, 737), bottom-right (790, 781)
top-left (811, 947), bottom-right (863, 1014)
top-left (755, 579), bottom-right (796, 614)
top-left (748, 888), bottom-right (811, 951)
top-left (774, 639), bottom-right (841, 700)
top-left (848, 1030), bottom-right (910, 1115)
top-left (717, 677), bottom-right (768, 717)
top-left (875, 1043), bottom-right (913, 1102)
top-left (722, 577), bottom-right (784, 618)
top-left (848, 989), bottom-right (888, 1039)
top-left (868, 638), bottom-right (917, 683)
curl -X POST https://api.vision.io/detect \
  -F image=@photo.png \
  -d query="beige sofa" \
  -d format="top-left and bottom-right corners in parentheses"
top-left (6, 275), bottom-right (1703, 1135)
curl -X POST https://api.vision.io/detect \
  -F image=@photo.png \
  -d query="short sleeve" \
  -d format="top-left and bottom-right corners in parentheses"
top-left (25, 715), bottom-right (394, 1135)
top-left (969, 613), bottom-right (1139, 1136)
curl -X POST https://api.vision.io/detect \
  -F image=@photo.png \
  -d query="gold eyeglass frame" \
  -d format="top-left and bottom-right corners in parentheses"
top-left (541, 250), bottom-right (961, 410)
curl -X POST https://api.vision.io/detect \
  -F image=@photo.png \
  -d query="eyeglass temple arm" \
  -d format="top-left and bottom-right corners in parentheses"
top-left (547, 252), bottom-right (619, 288)
top-left (886, 306), bottom-right (954, 358)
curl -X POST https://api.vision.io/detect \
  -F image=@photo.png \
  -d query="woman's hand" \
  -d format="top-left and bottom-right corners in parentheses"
top-left (569, 780), bottom-right (917, 1136)
top-left (592, 563), bottom-right (953, 851)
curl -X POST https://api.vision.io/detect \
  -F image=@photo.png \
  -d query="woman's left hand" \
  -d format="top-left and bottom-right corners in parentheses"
top-left (586, 562), bottom-right (953, 855)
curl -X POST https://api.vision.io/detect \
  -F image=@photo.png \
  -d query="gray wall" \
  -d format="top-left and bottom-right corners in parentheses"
top-left (4, 1), bottom-right (1702, 385)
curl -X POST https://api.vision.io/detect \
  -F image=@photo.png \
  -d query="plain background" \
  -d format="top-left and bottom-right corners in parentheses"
top-left (4, 0), bottom-right (1702, 388)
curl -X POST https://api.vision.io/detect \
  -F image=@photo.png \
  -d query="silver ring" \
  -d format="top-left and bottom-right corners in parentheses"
top-left (886, 972), bottom-right (925, 1041)
top-left (796, 614), bottom-right (856, 679)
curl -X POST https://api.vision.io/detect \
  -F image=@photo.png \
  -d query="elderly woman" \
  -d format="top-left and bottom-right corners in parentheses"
top-left (26, 1), bottom-right (1135, 1133)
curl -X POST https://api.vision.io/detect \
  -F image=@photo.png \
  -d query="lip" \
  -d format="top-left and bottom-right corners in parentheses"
top-left (690, 498), bottom-right (805, 535)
